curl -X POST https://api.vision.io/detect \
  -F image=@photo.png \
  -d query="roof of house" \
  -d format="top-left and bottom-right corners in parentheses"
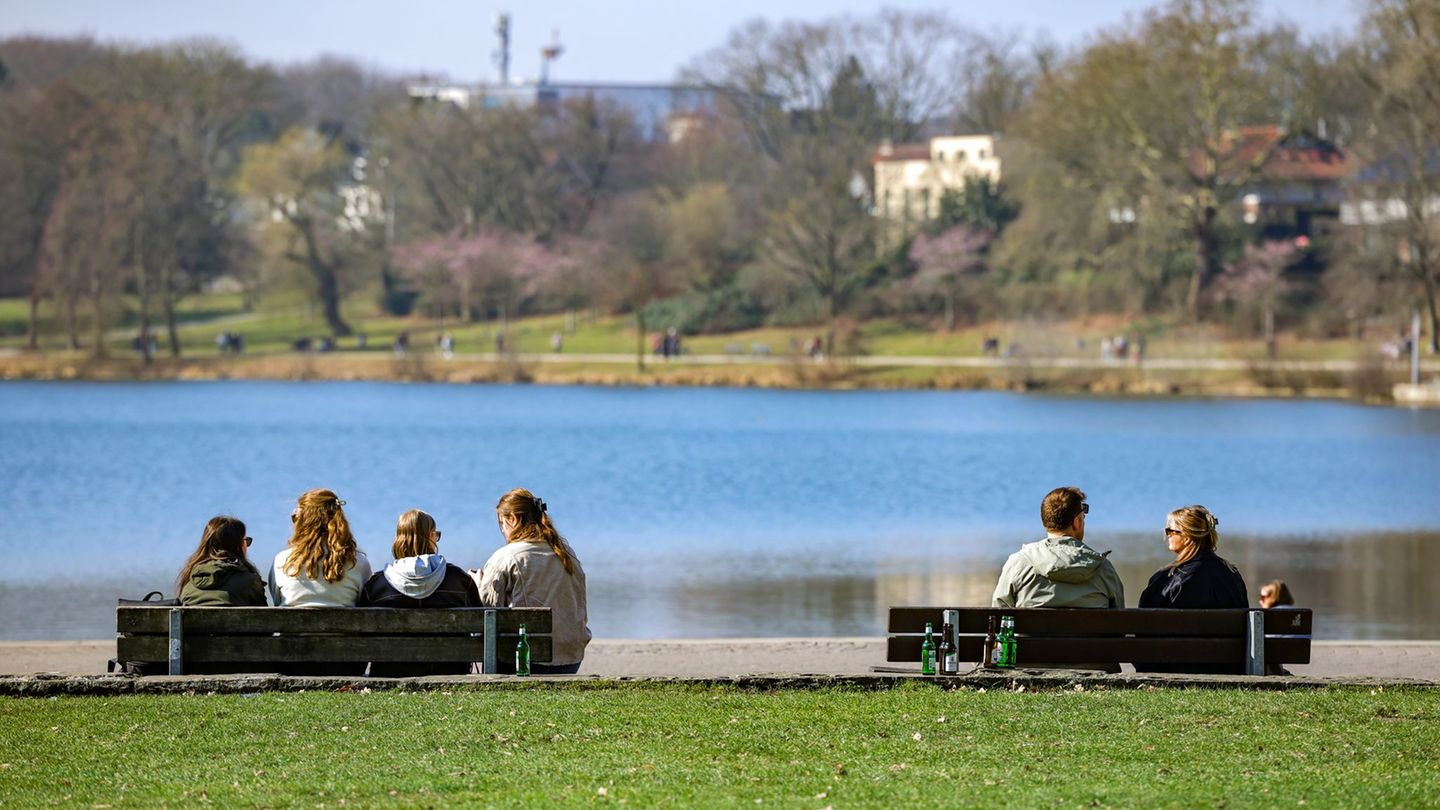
top-left (1193, 126), bottom-right (1353, 182)
top-left (872, 143), bottom-right (933, 163)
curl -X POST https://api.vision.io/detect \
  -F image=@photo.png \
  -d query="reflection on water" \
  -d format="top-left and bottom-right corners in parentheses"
top-left (2, 382), bottom-right (1438, 640)
top-left (1, 532), bottom-right (1436, 640)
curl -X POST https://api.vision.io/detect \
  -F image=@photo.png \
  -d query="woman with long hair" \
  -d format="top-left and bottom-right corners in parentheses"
top-left (269, 488), bottom-right (371, 607)
top-left (358, 509), bottom-right (481, 676)
top-left (1139, 505), bottom-right (1248, 610)
top-left (473, 488), bottom-right (590, 674)
top-left (176, 516), bottom-right (266, 606)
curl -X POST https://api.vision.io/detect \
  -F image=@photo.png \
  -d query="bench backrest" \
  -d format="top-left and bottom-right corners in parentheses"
top-left (117, 606), bottom-right (553, 675)
top-left (888, 607), bottom-right (1312, 673)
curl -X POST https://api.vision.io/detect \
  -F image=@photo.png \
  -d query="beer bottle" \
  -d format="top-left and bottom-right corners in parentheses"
top-left (999, 615), bottom-right (1017, 668)
top-left (938, 621), bottom-right (956, 675)
top-left (983, 614), bottom-right (998, 668)
top-left (920, 622), bottom-right (937, 675)
top-left (515, 623), bottom-right (532, 676)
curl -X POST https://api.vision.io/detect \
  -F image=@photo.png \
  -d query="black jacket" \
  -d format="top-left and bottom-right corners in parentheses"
top-left (1136, 550), bottom-right (1249, 674)
top-left (1138, 550), bottom-right (1248, 610)
top-left (357, 560), bottom-right (481, 677)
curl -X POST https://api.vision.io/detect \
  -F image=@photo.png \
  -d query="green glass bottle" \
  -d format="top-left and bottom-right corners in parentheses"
top-left (998, 615), bottom-right (1017, 668)
top-left (515, 623), bottom-right (531, 677)
top-left (921, 622), bottom-right (937, 675)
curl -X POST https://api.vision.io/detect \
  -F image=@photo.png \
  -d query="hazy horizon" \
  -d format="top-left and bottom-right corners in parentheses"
top-left (1, 0), bottom-right (1362, 84)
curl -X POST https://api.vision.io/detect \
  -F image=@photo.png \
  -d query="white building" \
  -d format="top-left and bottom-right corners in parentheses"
top-left (871, 134), bottom-right (1002, 229)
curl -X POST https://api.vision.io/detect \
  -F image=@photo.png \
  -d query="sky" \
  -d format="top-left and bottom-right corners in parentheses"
top-left (0, 0), bottom-right (1363, 84)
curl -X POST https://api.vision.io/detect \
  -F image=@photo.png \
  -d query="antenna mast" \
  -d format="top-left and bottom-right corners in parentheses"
top-left (493, 13), bottom-right (511, 84)
top-left (540, 29), bottom-right (564, 85)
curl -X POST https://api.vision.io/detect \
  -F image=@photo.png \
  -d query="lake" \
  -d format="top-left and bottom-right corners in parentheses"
top-left (1, 381), bottom-right (1437, 641)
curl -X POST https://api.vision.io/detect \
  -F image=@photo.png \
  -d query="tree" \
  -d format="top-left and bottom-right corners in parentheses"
top-left (907, 224), bottom-right (993, 332)
top-left (1356, 0), bottom-right (1440, 352)
top-left (1011, 0), bottom-right (1283, 318)
top-left (235, 128), bottom-right (366, 336)
top-left (588, 194), bottom-right (679, 370)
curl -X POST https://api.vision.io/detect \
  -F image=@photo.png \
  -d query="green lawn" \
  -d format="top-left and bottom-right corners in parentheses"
top-left (1, 684), bottom-right (1435, 807)
top-left (0, 291), bottom-right (1392, 365)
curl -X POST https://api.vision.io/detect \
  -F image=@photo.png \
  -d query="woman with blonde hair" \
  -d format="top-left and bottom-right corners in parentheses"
top-left (269, 488), bottom-right (371, 607)
top-left (1139, 505), bottom-right (1248, 609)
top-left (474, 488), bottom-right (590, 674)
top-left (176, 516), bottom-right (266, 606)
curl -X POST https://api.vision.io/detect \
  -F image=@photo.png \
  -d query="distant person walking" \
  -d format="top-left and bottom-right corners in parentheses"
top-left (473, 488), bottom-right (590, 674)
top-left (992, 486), bottom-right (1124, 609)
top-left (176, 516), bottom-right (266, 606)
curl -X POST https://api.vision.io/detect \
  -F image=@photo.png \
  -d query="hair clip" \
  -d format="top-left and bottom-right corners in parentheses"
top-left (336, 499), bottom-right (347, 507)
top-left (536, 498), bottom-right (547, 514)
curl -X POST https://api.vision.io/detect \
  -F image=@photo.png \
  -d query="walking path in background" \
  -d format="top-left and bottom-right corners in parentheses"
top-left (372, 350), bottom-right (1440, 374)
top-left (2, 639), bottom-right (1435, 681)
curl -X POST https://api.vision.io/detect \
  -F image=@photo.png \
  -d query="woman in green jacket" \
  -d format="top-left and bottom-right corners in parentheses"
top-left (176, 516), bottom-right (267, 606)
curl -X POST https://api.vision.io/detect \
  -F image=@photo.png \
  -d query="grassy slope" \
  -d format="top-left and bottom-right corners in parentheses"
top-left (1, 684), bottom-right (1436, 807)
top-left (0, 293), bottom-right (1384, 363)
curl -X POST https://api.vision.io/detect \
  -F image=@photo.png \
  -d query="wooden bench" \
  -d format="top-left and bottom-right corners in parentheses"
top-left (117, 606), bottom-right (552, 676)
top-left (888, 607), bottom-right (1312, 675)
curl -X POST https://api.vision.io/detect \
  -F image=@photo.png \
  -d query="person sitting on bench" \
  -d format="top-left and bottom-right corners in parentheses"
top-left (992, 486), bottom-right (1125, 610)
top-left (1136, 505), bottom-right (1248, 674)
top-left (176, 516), bottom-right (266, 606)
top-left (358, 509), bottom-right (481, 677)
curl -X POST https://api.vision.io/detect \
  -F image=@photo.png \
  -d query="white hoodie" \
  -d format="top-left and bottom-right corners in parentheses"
top-left (383, 553), bottom-right (450, 599)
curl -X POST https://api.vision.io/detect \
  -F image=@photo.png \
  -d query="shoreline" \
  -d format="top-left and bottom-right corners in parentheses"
top-left (0, 351), bottom-right (1420, 402)
top-left (4, 638), bottom-right (1438, 680)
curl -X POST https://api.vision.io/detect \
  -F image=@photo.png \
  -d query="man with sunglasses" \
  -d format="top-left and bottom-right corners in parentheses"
top-left (992, 486), bottom-right (1125, 610)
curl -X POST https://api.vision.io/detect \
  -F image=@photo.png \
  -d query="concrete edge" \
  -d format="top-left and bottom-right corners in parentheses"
top-left (2, 671), bottom-right (1436, 697)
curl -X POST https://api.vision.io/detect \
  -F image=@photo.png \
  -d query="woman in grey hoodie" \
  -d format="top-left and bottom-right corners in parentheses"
top-left (176, 516), bottom-right (266, 606)
top-left (358, 509), bottom-right (481, 676)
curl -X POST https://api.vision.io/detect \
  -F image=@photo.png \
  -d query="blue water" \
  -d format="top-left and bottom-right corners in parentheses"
top-left (2, 381), bottom-right (1438, 640)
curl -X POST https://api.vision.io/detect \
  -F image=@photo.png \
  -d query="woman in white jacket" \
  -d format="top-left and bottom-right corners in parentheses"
top-left (474, 488), bottom-right (590, 674)
top-left (269, 488), bottom-right (371, 608)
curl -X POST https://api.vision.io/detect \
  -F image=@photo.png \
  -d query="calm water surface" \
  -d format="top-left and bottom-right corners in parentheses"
top-left (1, 381), bottom-right (1437, 640)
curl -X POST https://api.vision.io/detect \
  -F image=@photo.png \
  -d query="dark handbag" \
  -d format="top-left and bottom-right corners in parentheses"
top-left (116, 590), bottom-right (181, 608)
top-left (108, 591), bottom-right (181, 674)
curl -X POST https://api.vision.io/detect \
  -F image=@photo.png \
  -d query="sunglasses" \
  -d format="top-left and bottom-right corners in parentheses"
top-left (244, 536), bottom-right (253, 547)
top-left (1080, 503), bottom-right (1089, 515)
top-left (1165, 527), bottom-right (1182, 536)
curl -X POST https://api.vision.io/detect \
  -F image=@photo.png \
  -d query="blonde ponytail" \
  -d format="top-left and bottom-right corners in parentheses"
top-left (498, 488), bottom-right (577, 576)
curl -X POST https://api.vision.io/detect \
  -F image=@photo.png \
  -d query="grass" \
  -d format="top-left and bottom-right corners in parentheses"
top-left (1, 683), bottom-right (1436, 807)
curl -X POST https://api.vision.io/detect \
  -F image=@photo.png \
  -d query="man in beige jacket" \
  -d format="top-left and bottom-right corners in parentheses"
top-left (992, 486), bottom-right (1125, 609)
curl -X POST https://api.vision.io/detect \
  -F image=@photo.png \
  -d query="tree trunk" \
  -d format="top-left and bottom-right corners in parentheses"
top-left (64, 292), bottom-right (80, 351)
top-left (25, 292), bottom-right (40, 350)
top-left (299, 219), bottom-right (352, 337)
top-left (943, 291), bottom-right (955, 333)
top-left (635, 309), bottom-right (647, 372)
top-left (160, 262), bottom-right (182, 357)
top-left (1419, 246), bottom-right (1439, 354)
top-left (1187, 206), bottom-right (1219, 320)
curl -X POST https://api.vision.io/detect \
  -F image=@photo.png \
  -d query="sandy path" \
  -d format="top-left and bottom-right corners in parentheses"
top-left (1, 639), bottom-right (1436, 680)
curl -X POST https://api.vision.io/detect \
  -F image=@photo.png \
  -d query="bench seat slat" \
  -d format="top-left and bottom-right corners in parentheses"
top-left (888, 607), bottom-right (1312, 637)
top-left (117, 606), bottom-right (552, 635)
top-left (887, 635), bottom-right (1311, 665)
top-left (118, 634), bottom-right (554, 664)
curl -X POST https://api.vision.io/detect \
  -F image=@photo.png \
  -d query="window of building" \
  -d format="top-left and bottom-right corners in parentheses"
top-left (978, 148), bottom-right (987, 160)
top-left (920, 188), bottom-right (931, 219)
top-left (957, 149), bottom-right (967, 161)
top-left (902, 189), bottom-right (911, 220)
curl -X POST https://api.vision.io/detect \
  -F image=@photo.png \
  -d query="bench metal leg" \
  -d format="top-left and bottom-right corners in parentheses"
top-left (168, 608), bottom-right (184, 676)
top-left (1245, 609), bottom-right (1265, 676)
top-left (483, 610), bottom-right (497, 675)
